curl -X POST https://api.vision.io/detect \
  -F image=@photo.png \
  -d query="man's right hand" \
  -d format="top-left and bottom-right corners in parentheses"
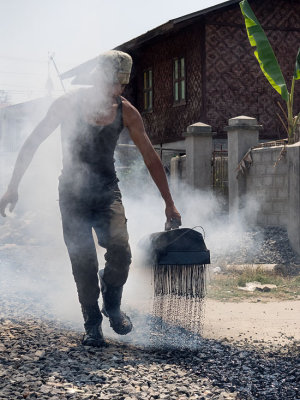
top-left (0, 189), bottom-right (18, 217)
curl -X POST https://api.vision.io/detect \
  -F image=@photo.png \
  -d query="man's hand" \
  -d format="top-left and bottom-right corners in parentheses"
top-left (0, 189), bottom-right (18, 217)
top-left (165, 203), bottom-right (182, 230)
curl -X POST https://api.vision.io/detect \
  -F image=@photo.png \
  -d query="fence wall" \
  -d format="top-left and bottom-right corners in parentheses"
top-left (287, 143), bottom-right (300, 254)
top-left (169, 118), bottom-right (300, 256)
top-left (246, 147), bottom-right (288, 227)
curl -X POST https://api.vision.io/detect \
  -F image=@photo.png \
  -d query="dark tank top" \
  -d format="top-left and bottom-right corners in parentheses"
top-left (59, 95), bottom-right (123, 199)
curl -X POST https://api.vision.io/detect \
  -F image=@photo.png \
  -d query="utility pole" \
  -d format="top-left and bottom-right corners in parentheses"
top-left (46, 54), bottom-right (54, 97)
top-left (48, 52), bottom-right (66, 93)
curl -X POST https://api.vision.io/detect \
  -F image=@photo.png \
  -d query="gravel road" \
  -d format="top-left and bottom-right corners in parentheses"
top-left (0, 292), bottom-right (299, 400)
top-left (0, 225), bottom-right (299, 399)
top-left (210, 226), bottom-right (300, 267)
top-left (0, 315), bottom-right (299, 400)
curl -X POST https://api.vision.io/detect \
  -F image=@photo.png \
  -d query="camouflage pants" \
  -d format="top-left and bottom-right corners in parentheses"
top-left (59, 187), bottom-right (131, 306)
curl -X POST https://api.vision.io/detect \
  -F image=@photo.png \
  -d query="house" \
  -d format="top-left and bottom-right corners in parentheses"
top-left (61, 0), bottom-right (300, 146)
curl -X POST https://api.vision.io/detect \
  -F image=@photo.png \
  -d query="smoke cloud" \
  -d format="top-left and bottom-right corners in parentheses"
top-left (0, 78), bottom-right (264, 348)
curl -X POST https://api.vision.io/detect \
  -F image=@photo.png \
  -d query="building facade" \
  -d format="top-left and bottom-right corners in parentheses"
top-left (115, 0), bottom-right (300, 144)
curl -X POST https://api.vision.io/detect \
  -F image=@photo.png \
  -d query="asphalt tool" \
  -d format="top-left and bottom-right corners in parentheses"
top-left (142, 220), bottom-right (210, 298)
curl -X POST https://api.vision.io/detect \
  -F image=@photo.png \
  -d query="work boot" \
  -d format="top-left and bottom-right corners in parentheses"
top-left (99, 269), bottom-right (133, 335)
top-left (81, 303), bottom-right (107, 347)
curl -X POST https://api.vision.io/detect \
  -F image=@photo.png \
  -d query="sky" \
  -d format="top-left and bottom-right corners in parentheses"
top-left (0, 0), bottom-right (225, 104)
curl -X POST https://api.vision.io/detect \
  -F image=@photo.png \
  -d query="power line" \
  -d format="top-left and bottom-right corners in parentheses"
top-left (0, 71), bottom-right (45, 76)
top-left (0, 55), bottom-right (78, 69)
top-left (0, 83), bottom-right (48, 88)
top-left (48, 53), bottom-right (66, 93)
top-left (0, 55), bottom-right (47, 63)
top-left (0, 89), bottom-right (64, 94)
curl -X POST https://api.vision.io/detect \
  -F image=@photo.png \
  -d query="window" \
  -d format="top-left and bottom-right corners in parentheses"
top-left (143, 69), bottom-right (153, 111)
top-left (173, 57), bottom-right (186, 104)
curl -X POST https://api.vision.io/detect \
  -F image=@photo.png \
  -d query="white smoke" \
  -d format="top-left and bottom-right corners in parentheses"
top-left (0, 84), bottom-right (264, 348)
top-left (0, 136), bottom-right (262, 296)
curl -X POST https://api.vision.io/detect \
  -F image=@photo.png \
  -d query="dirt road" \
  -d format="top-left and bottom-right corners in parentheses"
top-left (202, 299), bottom-right (300, 347)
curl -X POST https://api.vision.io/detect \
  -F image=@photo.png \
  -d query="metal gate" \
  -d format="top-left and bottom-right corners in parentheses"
top-left (211, 144), bottom-right (228, 198)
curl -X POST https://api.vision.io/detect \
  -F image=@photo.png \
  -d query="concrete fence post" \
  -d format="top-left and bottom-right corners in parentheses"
top-left (183, 122), bottom-right (213, 190)
top-left (225, 116), bottom-right (261, 214)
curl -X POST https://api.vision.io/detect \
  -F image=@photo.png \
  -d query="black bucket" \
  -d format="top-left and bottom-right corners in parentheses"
top-left (141, 228), bottom-right (210, 298)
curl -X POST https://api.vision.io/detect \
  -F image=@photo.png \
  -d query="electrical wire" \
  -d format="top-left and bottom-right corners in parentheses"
top-left (0, 56), bottom-right (47, 63)
top-left (0, 71), bottom-right (45, 76)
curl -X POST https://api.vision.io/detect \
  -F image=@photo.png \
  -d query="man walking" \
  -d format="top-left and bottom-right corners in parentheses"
top-left (0, 50), bottom-right (181, 347)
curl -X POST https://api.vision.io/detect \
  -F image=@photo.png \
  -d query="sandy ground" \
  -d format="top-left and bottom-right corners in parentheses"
top-left (202, 299), bottom-right (300, 347)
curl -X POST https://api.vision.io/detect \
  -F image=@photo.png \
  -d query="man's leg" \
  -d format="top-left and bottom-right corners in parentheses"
top-left (59, 198), bottom-right (105, 347)
top-left (93, 197), bottom-right (132, 335)
top-left (60, 207), bottom-right (100, 305)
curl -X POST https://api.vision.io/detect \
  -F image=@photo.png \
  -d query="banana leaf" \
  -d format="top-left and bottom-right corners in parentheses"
top-left (240, 0), bottom-right (289, 102)
top-left (294, 48), bottom-right (300, 80)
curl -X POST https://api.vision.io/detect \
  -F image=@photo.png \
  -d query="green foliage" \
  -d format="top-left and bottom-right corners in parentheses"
top-left (240, 0), bottom-right (300, 143)
top-left (294, 48), bottom-right (300, 80)
top-left (240, 0), bottom-right (288, 101)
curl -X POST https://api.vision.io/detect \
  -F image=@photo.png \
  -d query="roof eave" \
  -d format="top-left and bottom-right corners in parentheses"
top-left (115, 0), bottom-right (240, 51)
top-left (61, 0), bottom-right (241, 78)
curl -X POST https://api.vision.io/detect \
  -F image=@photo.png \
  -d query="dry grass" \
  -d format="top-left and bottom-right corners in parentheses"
top-left (206, 267), bottom-right (300, 302)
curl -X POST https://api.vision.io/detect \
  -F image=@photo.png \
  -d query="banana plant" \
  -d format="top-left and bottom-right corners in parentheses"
top-left (240, 0), bottom-right (300, 143)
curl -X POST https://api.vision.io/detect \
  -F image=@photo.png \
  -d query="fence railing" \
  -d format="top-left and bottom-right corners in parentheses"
top-left (211, 145), bottom-right (228, 197)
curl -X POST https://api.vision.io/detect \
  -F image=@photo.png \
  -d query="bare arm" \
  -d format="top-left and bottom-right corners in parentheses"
top-left (123, 99), bottom-right (181, 226)
top-left (0, 98), bottom-right (65, 216)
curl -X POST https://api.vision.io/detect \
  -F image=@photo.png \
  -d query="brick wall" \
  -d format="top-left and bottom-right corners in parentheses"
top-left (246, 146), bottom-right (288, 227)
top-left (287, 143), bottom-right (300, 255)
